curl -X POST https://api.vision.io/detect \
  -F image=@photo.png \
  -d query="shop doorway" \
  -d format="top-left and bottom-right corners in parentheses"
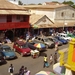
top-left (5, 30), bottom-right (14, 41)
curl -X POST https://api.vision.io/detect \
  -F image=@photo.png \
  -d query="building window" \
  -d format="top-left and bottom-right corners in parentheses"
top-left (7, 15), bottom-right (12, 22)
top-left (61, 12), bottom-right (64, 17)
top-left (17, 15), bottom-right (20, 20)
top-left (72, 13), bottom-right (74, 17)
top-left (23, 15), bottom-right (29, 22)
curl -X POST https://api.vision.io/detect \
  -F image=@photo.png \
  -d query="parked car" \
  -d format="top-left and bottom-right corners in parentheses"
top-left (58, 33), bottom-right (71, 41)
top-left (55, 36), bottom-right (68, 44)
top-left (29, 41), bottom-right (46, 51)
top-left (48, 37), bottom-right (63, 46)
top-left (35, 36), bottom-right (55, 48)
top-left (24, 42), bottom-right (37, 50)
top-left (0, 51), bottom-right (6, 64)
top-left (13, 40), bottom-right (31, 56)
top-left (0, 45), bottom-right (17, 59)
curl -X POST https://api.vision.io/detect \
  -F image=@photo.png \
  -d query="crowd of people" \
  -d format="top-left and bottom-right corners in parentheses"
top-left (8, 64), bottom-right (30, 75)
top-left (43, 52), bottom-right (58, 68)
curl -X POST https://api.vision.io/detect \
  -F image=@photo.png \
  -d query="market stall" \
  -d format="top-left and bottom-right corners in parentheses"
top-left (31, 49), bottom-right (39, 58)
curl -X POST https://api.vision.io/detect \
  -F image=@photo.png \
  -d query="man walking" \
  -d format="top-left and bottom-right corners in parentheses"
top-left (43, 54), bottom-right (49, 68)
top-left (54, 53), bottom-right (57, 64)
top-left (8, 64), bottom-right (14, 75)
top-left (19, 66), bottom-right (25, 75)
top-left (49, 54), bottom-right (53, 64)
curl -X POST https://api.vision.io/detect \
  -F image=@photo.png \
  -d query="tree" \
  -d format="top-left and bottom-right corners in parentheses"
top-left (18, 0), bottom-right (23, 5)
top-left (52, 1), bottom-right (59, 3)
top-left (63, 1), bottom-right (74, 6)
top-left (38, 3), bottom-right (42, 5)
top-left (62, 1), bottom-right (75, 8)
top-left (72, 5), bottom-right (75, 8)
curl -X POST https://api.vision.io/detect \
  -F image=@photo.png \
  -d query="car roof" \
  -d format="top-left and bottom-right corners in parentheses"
top-left (15, 40), bottom-right (25, 46)
top-left (59, 33), bottom-right (67, 35)
top-left (48, 36), bottom-right (54, 38)
top-left (36, 36), bottom-right (48, 39)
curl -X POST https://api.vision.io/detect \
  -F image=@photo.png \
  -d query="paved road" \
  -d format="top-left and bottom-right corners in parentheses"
top-left (0, 44), bottom-right (69, 75)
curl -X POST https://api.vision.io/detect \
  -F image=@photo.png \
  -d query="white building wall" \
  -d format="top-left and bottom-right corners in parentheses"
top-left (30, 9), bottom-right (55, 22)
top-left (55, 6), bottom-right (75, 23)
top-left (30, 6), bottom-right (75, 24)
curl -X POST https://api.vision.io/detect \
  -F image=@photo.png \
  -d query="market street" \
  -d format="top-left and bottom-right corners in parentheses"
top-left (0, 44), bottom-right (68, 75)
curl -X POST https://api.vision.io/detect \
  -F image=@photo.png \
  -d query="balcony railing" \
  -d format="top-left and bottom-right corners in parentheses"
top-left (0, 22), bottom-right (30, 30)
top-left (58, 48), bottom-right (68, 66)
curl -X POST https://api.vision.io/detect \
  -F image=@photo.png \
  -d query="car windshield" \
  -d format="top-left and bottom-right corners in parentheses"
top-left (59, 37), bottom-right (64, 40)
top-left (44, 39), bottom-right (50, 42)
top-left (21, 44), bottom-right (28, 48)
top-left (3, 47), bottom-right (11, 52)
top-left (53, 38), bottom-right (58, 42)
top-left (58, 37), bottom-right (62, 40)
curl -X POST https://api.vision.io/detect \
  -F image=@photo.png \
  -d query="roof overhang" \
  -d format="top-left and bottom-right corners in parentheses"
top-left (0, 10), bottom-right (30, 15)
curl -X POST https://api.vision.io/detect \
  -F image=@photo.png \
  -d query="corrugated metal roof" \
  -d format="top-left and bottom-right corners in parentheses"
top-left (30, 14), bottom-right (45, 24)
top-left (43, 2), bottom-right (66, 5)
top-left (52, 22), bottom-right (75, 28)
top-left (30, 14), bottom-right (55, 28)
top-left (0, 10), bottom-right (30, 15)
top-left (0, 0), bottom-right (30, 15)
top-left (23, 5), bottom-right (68, 9)
top-left (0, 0), bottom-right (25, 10)
top-left (32, 22), bottom-right (75, 28)
top-left (30, 14), bottom-right (54, 25)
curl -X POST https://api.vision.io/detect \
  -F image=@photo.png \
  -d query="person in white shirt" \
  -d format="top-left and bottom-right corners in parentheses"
top-left (24, 67), bottom-right (30, 75)
top-left (49, 54), bottom-right (53, 64)
top-left (8, 64), bottom-right (14, 75)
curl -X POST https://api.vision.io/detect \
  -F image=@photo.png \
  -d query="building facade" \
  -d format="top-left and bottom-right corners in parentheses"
top-left (23, 5), bottom-right (75, 32)
top-left (0, 0), bottom-right (30, 41)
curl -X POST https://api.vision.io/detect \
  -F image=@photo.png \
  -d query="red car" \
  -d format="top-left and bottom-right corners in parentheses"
top-left (13, 40), bottom-right (31, 56)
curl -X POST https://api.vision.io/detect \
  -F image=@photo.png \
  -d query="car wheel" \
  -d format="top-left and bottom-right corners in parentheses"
top-left (13, 48), bottom-right (16, 52)
top-left (21, 53), bottom-right (23, 57)
top-left (46, 45), bottom-right (48, 49)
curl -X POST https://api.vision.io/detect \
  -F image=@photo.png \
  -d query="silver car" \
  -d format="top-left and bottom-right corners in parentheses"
top-left (48, 37), bottom-right (63, 46)
top-left (35, 36), bottom-right (55, 48)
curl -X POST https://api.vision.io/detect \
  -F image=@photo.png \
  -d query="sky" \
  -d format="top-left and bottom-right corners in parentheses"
top-left (9, 0), bottom-right (75, 4)
top-left (19, 0), bottom-right (75, 4)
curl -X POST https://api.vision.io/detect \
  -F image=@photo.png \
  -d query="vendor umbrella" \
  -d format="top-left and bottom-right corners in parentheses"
top-left (34, 43), bottom-right (46, 48)
top-left (35, 71), bottom-right (55, 75)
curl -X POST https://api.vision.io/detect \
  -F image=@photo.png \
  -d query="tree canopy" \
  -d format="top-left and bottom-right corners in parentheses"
top-left (63, 1), bottom-right (74, 6)
top-left (38, 3), bottom-right (42, 5)
top-left (18, 0), bottom-right (23, 5)
top-left (63, 1), bottom-right (75, 8)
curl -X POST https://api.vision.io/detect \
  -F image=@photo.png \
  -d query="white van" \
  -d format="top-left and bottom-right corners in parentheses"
top-left (58, 33), bottom-right (71, 41)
